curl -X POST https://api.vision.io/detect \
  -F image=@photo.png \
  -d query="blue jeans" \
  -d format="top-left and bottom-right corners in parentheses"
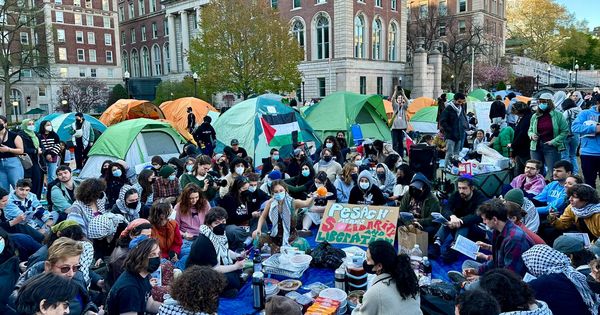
top-left (561, 136), bottom-right (579, 175)
top-left (0, 157), bottom-right (24, 190)
top-left (46, 161), bottom-right (58, 183)
top-left (530, 143), bottom-right (560, 180)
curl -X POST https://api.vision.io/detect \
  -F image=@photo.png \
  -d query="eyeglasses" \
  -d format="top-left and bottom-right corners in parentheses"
top-left (57, 264), bottom-right (80, 274)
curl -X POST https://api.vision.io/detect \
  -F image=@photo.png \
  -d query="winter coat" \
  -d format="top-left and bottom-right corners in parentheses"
top-left (528, 109), bottom-right (569, 151)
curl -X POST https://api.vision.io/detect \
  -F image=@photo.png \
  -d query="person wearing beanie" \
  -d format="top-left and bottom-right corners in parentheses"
top-left (504, 188), bottom-right (540, 233)
top-left (153, 165), bottom-right (181, 199)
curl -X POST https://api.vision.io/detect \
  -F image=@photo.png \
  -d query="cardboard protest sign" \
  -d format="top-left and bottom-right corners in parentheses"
top-left (316, 203), bottom-right (399, 246)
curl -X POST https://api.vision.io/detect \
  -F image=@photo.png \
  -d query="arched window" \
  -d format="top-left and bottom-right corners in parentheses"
top-left (122, 51), bottom-right (129, 73)
top-left (163, 43), bottom-right (170, 74)
top-left (130, 49), bottom-right (139, 77)
top-left (141, 47), bottom-right (150, 77)
top-left (372, 18), bottom-right (382, 60)
top-left (152, 44), bottom-right (162, 76)
top-left (388, 22), bottom-right (397, 61)
top-left (315, 14), bottom-right (329, 60)
top-left (292, 19), bottom-right (304, 49)
top-left (354, 15), bottom-right (365, 58)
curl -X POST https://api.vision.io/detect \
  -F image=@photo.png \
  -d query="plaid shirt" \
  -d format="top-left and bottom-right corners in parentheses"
top-left (479, 220), bottom-right (534, 277)
top-left (153, 177), bottom-right (181, 199)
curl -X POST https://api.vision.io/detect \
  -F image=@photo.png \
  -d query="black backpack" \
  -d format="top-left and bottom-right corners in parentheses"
top-left (310, 241), bottom-right (346, 269)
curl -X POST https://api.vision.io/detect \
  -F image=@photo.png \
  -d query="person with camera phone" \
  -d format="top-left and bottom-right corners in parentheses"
top-left (179, 155), bottom-right (223, 200)
top-left (391, 85), bottom-right (409, 159)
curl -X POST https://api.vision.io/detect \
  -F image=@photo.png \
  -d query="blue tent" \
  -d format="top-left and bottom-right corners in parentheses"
top-left (493, 90), bottom-right (521, 100)
top-left (35, 113), bottom-right (106, 142)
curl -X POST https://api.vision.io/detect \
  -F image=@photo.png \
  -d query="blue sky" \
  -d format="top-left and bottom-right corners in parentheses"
top-left (555, 0), bottom-right (600, 29)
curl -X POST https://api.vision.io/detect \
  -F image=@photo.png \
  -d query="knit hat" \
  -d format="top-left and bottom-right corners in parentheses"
top-left (553, 235), bottom-right (585, 255)
top-left (265, 296), bottom-right (302, 315)
top-left (159, 165), bottom-right (176, 178)
top-left (268, 170), bottom-right (282, 180)
top-left (504, 189), bottom-right (524, 207)
top-left (50, 220), bottom-right (79, 234)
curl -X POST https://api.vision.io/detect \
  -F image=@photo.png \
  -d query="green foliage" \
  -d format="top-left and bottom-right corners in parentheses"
top-left (496, 81), bottom-right (507, 91)
top-left (153, 77), bottom-right (203, 105)
top-left (513, 76), bottom-right (536, 97)
top-left (188, 0), bottom-right (304, 99)
top-left (107, 84), bottom-right (129, 106)
top-left (553, 28), bottom-right (600, 70)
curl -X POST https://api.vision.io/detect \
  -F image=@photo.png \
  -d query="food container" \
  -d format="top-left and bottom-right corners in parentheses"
top-left (346, 266), bottom-right (368, 291)
top-left (305, 282), bottom-right (329, 297)
top-left (278, 279), bottom-right (302, 293)
top-left (264, 278), bottom-right (280, 297)
top-left (289, 254), bottom-right (313, 268)
top-left (347, 290), bottom-right (365, 311)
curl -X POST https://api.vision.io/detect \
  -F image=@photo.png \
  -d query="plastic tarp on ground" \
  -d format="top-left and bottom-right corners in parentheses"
top-left (213, 94), bottom-right (321, 166)
top-left (407, 97), bottom-right (436, 120)
top-left (159, 97), bottom-right (219, 142)
top-left (35, 113), bottom-right (106, 143)
top-left (99, 99), bottom-right (165, 127)
top-left (79, 118), bottom-right (186, 178)
top-left (303, 91), bottom-right (390, 143)
top-left (410, 106), bottom-right (438, 134)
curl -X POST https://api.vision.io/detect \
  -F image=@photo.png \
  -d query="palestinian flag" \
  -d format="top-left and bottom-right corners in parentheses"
top-left (260, 112), bottom-right (302, 146)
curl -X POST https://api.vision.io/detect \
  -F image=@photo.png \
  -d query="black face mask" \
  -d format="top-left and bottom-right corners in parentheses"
top-left (363, 260), bottom-right (376, 274)
top-left (377, 173), bottom-right (386, 181)
top-left (241, 190), bottom-right (252, 199)
top-left (409, 187), bottom-right (423, 198)
top-left (323, 156), bottom-right (332, 162)
top-left (126, 201), bottom-right (138, 209)
top-left (0, 124), bottom-right (4, 131)
top-left (351, 173), bottom-right (358, 183)
top-left (147, 257), bottom-right (161, 273)
top-left (213, 223), bottom-right (226, 235)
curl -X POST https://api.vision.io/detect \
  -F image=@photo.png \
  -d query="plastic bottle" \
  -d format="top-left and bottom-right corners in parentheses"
top-left (419, 257), bottom-right (432, 286)
top-left (253, 249), bottom-right (262, 273)
top-left (409, 245), bottom-right (423, 270)
top-left (260, 243), bottom-right (272, 258)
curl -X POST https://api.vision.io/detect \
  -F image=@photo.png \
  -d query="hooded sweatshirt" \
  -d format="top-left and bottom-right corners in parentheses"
top-left (571, 106), bottom-right (600, 156)
top-left (553, 91), bottom-right (567, 112)
top-left (110, 185), bottom-right (141, 222)
top-left (374, 163), bottom-right (396, 197)
top-left (348, 170), bottom-right (386, 206)
top-left (398, 173), bottom-right (440, 227)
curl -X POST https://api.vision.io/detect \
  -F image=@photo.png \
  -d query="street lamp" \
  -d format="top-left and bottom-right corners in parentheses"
top-left (575, 63), bottom-right (580, 87)
top-left (11, 100), bottom-right (18, 121)
top-left (547, 66), bottom-right (551, 85)
top-left (123, 71), bottom-right (130, 98)
top-left (192, 72), bottom-right (198, 98)
top-left (569, 70), bottom-right (573, 87)
top-left (450, 74), bottom-right (455, 92)
top-left (301, 81), bottom-right (305, 103)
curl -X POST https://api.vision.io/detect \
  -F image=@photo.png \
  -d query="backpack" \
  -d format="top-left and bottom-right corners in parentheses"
top-left (310, 241), bottom-right (346, 269)
top-left (46, 178), bottom-right (65, 212)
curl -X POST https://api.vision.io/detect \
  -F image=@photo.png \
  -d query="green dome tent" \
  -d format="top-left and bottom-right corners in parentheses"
top-left (410, 106), bottom-right (438, 134)
top-left (469, 89), bottom-right (490, 101)
top-left (213, 94), bottom-right (321, 166)
top-left (303, 91), bottom-right (391, 143)
top-left (79, 118), bottom-right (186, 178)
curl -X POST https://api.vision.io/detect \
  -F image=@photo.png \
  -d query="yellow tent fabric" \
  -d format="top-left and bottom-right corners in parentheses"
top-left (159, 97), bottom-right (218, 142)
top-left (100, 99), bottom-right (165, 127)
top-left (407, 97), bottom-right (436, 120)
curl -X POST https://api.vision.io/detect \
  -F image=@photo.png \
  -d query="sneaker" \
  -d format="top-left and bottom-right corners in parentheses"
top-left (428, 243), bottom-right (441, 260)
top-left (298, 229), bottom-right (313, 237)
top-left (447, 270), bottom-right (466, 285)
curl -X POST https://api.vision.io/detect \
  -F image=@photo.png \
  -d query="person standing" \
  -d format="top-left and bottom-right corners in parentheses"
top-left (37, 120), bottom-right (61, 183)
top-left (19, 119), bottom-right (43, 198)
top-left (561, 98), bottom-right (581, 175)
top-left (186, 107), bottom-right (196, 133)
top-left (439, 93), bottom-right (467, 163)
top-left (193, 116), bottom-right (216, 156)
top-left (70, 113), bottom-right (94, 171)
top-left (390, 86), bottom-right (409, 159)
top-left (510, 101), bottom-right (533, 177)
top-left (489, 95), bottom-right (506, 125)
top-left (0, 115), bottom-right (24, 190)
top-left (571, 94), bottom-right (600, 188)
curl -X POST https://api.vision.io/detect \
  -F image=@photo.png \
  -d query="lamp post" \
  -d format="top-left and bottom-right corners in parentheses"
top-left (301, 81), bottom-right (305, 103)
top-left (547, 66), bottom-right (551, 86)
top-left (569, 70), bottom-right (573, 87)
top-left (575, 63), bottom-right (580, 87)
top-left (451, 74), bottom-right (455, 92)
top-left (192, 72), bottom-right (198, 98)
top-left (123, 71), bottom-right (130, 98)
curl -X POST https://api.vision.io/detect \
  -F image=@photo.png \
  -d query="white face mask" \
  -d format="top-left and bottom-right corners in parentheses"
top-left (26, 125), bottom-right (35, 131)
top-left (315, 183), bottom-right (324, 189)
top-left (248, 186), bottom-right (257, 193)
top-left (45, 125), bottom-right (53, 132)
top-left (359, 182), bottom-right (369, 190)
top-left (235, 166), bottom-right (245, 175)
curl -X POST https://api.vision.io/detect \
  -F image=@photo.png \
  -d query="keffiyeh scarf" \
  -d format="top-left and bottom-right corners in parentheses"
top-left (523, 244), bottom-right (598, 315)
top-left (115, 185), bottom-right (141, 221)
top-left (571, 202), bottom-right (600, 219)
top-left (269, 195), bottom-right (293, 246)
top-left (88, 213), bottom-right (127, 239)
top-left (199, 225), bottom-right (232, 266)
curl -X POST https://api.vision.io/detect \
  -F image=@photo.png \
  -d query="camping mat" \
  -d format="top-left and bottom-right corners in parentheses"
top-left (218, 229), bottom-right (464, 314)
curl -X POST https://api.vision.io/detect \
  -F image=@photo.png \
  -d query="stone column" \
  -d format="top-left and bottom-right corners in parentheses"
top-left (429, 45), bottom-right (443, 98)
top-left (411, 39), bottom-right (428, 98)
top-left (180, 10), bottom-right (191, 72)
top-left (167, 13), bottom-right (178, 73)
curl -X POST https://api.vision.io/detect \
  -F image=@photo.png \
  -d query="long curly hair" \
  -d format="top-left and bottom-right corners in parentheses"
top-left (137, 169), bottom-right (154, 203)
top-left (479, 268), bottom-right (536, 312)
top-left (368, 240), bottom-right (418, 299)
top-left (170, 265), bottom-right (226, 313)
top-left (177, 184), bottom-right (207, 216)
top-left (75, 178), bottom-right (106, 205)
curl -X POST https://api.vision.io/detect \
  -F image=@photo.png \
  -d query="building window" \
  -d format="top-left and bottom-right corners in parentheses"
top-left (315, 0), bottom-right (327, 4)
top-left (138, 0), bottom-right (145, 15)
top-left (129, 2), bottom-right (134, 18)
top-left (86, 15), bottom-right (94, 26)
top-left (20, 32), bottom-right (28, 44)
top-left (38, 86), bottom-right (46, 96)
top-left (439, 0), bottom-right (447, 16)
top-left (499, 0), bottom-right (503, 17)
top-left (152, 22), bottom-right (158, 38)
top-left (79, 68), bottom-right (86, 77)
top-left (318, 78), bottom-right (326, 97)
top-left (89, 49), bottom-right (96, 62)
top-left (354, 15), bottom-right (365, 59)
top-left (459, 20), bottom-right (466, 33)
top-left (85, 0), bottom-right (92, 8)
top-left (292, 20), bottom-right (304, 49)
top-left (121, 31), bottom-right (126, 45)
top-left (141, 25), bottom-right (146, 41)
top-left (131, 50), bottom-right (139, 77)
top-left (103, 16), bottom-right (110, 28)
top-left (21, 69), bottom-right (32, 78)
top-left (459, 0), bottom-right (466, 12)
top-left (76, 31), bottom-right (84, 43)
top-left (150, 0), bottom-right (156, 12)
top-left (57, 29), bottom-right (65, 42)
top-left (118, 6), bottom-right (124, 21)
top-left (491, 0), bottom-right (497, 14)
top-left (315, 14), bottom-right (329, 60)
top-left (58, 47), bottom-right (67, 60)
top-left (293, 0), bottom-right (301, 8)
top-left (419, 4), bottom-right (428, 18)
top-left (122, 51), bottom-right (129, 72)
top-left (391, 0), bottom-right (396, 10)
top-left (91, 68), bottom-right (97, 77)
top-left (359, 76), bottom-right (366, 94)
top-left (55, 0), bottom-right (61, 4)
top-left (74, 0), bottom-right (80, 6)
top-left (375, 0), bottom-right (381, 7)
top-left (163, 43), bottom-right (170, 73)
top-left (372, 18), bottom-right (382, 60)
top-left (388, 22), bottom-right (397, 61)
top-left (271, 0), bottom-right (277, 9)
top-left (141, 47), bottom-right (150, 76)
top-left (439, 21), bottom-right (446, 36)
top-left (377, 77), bottom-right (383, 95)
top-left (131, 30), bottom-right (136, 43)
top-left (152, 44), bottom-right (162, 75)
top-left (55, 12), bottom-right (64, 23)
top-left (59, 67), bottom-right (67, 77)
top-left (102, 0), bottom-right (109, 10)
top-left (77, 49), bottom-right (85, 61)
top-left (106, 51), bottom-right (113, 63)
top-left (105, 33), bottom-right (112, 45)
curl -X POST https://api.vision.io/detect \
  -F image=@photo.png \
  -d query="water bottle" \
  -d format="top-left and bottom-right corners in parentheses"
top-left (260, 243), bottom-right (271, 259)
top-left (253, 249), bottom-right (262, 273)
top-left (334, 266), bottom-right (346, 292)
top-left (419, 257), bottom-right (432, 286)
top-left (409, 245), bottom-right (423, 270)
top-left (252, 272), bottom-right (265, 310)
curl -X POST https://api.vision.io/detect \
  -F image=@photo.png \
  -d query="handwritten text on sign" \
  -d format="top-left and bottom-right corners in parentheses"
top-left (316, 203), bottom-right (399, 246)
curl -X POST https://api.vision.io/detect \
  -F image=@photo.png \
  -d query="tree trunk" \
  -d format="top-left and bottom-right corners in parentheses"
top-left (4, 80), bottom-right (12, 123)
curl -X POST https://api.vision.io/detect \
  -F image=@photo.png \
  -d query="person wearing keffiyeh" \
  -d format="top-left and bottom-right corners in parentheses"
top-left (523, 244), bottom-right (598, 315)
top-left (550, 184), bottom-right (600, 239)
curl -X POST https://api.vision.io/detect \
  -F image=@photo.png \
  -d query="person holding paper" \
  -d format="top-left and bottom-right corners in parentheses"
top-left (547, 184), bottom-right (600, 241)
top-left (398, 172), bottom-right (440, 235)
top-left (429, 176), bottom-right (488, 262)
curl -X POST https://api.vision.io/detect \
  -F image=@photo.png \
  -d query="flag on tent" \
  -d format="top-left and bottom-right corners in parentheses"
top-left (260, 112), bottom-right (302, 146)
top-left (404, 131), bottom-right (414, 156)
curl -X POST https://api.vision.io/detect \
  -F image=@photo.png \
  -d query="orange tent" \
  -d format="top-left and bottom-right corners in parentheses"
top-left (160, 97), bottom-right (218, 142)
top-left (504, 95), bottom-right (532, 108)
top-left (383, 100), bottom-right (394, 123)
top-left (100, 99), bottom-right (165, 127)
top-left (407, 97), bottom-right (436, 120)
